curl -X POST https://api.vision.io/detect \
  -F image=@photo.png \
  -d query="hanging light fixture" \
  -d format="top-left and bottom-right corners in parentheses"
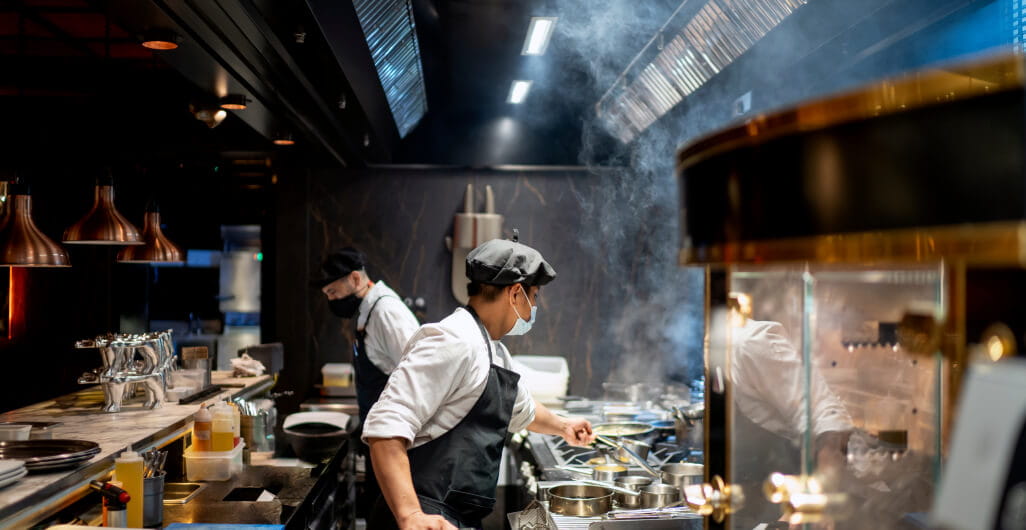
top-left (0, 181), bottom-right (70, 267)
top-left (63, 171), bottom-right (143, 245)
top-left (219, 94), bottom-right (249, 110)
top-left (117, 200), bottom-right (183, 264)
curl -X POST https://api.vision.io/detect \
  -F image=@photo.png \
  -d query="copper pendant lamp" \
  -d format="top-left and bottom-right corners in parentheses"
top-left (117, 201), bottom-right (183, 264)
top-left (0, 182), bottom-right (71, 267)
top-left (63, 171), bottom-right (143, 245)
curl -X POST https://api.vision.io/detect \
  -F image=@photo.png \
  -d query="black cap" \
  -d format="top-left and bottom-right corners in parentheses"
top-left (466, 238), bottom-right (556, 287)
top-left (310, 247), bottom-right (366, 288)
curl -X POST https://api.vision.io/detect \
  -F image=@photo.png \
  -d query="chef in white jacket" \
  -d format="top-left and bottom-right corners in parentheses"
top-left (364, 235), bottom-right (594, 530)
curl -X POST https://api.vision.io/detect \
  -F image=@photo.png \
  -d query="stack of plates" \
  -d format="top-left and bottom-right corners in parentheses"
top-left (0, 440), bottom-right (100, 473)
top-left (0, 460), bottom-right (26, 488)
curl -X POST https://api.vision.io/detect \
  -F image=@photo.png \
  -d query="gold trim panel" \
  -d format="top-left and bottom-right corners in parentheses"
top-left (681, 221), bottom-right (1026, 266)
top-left (677, 52), bottom-right (1025, 170)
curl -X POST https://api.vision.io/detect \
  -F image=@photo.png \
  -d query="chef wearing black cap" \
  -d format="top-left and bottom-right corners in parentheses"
top-left (312, 247), bottom-right (419, 421)
top-left (312, 248), bottom-right (420, 509)
top-left (364, 235), bottom-right (594, 530)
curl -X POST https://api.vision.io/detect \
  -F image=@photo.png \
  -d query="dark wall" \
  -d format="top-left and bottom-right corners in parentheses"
top-left (272, 166), bottom-right (705, 413)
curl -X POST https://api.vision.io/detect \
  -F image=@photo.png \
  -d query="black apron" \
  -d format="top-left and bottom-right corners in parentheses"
top-left (370, 307), bottom-right (520, 529)
top-left (354, 295), bottom-right (396, 423)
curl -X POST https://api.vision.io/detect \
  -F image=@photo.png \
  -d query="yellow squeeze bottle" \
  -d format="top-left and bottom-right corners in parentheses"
top-left (114, 451), bottom-right (144, 527)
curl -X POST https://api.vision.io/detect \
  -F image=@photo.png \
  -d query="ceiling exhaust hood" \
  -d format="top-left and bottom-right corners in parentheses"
top-left (351, 0), bottom-right (428, 138)
top-left (597, 0), bottom-right (808, 143)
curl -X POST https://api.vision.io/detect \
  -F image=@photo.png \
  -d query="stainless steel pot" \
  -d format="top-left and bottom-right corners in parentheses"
top-left (641, 484), bottom-right (681, 508)
top-left (613, 476), bottom-right (653, 509)
top-left (660, 463), bottom-right (703, 495)
top-left (547, 485), bottom-right (614, 517)
top-left (592, 464), bottom-right (628, 482)
top-left (614, 439), bottom-right (651, 464)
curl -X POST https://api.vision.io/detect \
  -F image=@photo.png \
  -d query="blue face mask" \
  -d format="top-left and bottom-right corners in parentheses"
top-left (506, 286), bottom-right (537, 336)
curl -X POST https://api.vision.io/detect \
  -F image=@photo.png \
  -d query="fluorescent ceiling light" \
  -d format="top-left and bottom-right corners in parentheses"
top-left (522, 17), bottom-right (557, 55)
top-left (507, 80), bottom-right (533, 104)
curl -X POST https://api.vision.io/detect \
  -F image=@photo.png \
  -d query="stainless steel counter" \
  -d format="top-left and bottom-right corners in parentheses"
top-left (0, 372), bottom-right (273, 527)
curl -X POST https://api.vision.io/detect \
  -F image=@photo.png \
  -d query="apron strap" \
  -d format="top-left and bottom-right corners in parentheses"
top-left (462, 306), bottom-right (495, 363)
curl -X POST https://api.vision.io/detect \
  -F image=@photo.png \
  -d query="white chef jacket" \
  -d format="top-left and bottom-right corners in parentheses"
top-left (731, 320), bottom-right (852, 440)
top-left (362, 307), bottom-right (537, 448)
top-left (356, 281), bottom-right (420, 374)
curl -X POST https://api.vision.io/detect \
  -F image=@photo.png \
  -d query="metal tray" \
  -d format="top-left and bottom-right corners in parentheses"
top-left (0, 440), bottom-right (100, 464)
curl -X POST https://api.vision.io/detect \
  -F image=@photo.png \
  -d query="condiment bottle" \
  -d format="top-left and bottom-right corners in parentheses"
top-left (114, 451), bottom-right (143, 527)
top-left (229, 401), bottom-right (242, 447)
top-left (193, 406), bottom-right (212, 452)
top-left (211, 403), bottom-right (234, 452)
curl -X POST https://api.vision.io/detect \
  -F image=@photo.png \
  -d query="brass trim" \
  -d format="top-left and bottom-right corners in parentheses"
top-left (677, 52), bottom-right (1025, 171)
top-left (680, 221), bottom-right (1026, 267)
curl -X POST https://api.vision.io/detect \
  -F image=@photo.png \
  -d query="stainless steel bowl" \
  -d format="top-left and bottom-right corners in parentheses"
top-left (641, 483), bottom-right (681, 508)
top-left (614, 438), bottom-right (651, 464)
top-left (614, 475), bottom-right (653, 509)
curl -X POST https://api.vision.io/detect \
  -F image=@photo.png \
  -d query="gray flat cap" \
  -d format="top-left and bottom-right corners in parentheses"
top-left (466, 237), bottom-right (556, 287)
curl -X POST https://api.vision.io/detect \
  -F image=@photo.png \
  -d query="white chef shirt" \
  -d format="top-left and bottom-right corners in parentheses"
top-left (356, 281), bottom-right (420, 374)
top-left (362, 307), bottom-right (537, 448)
top-left (731, 320), bottom-right (852, 440)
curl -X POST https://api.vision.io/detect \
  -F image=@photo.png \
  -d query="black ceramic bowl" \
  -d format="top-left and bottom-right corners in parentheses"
top-left (283, 422), bottom-right (348, 463)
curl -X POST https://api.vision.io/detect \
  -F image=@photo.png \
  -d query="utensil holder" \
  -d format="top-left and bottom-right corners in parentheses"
top-left (143, 472), bottom-right (165, 527)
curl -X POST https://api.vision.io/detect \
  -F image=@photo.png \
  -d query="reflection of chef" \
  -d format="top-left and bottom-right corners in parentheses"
top-left (728, 293), bottom-right (852, 526)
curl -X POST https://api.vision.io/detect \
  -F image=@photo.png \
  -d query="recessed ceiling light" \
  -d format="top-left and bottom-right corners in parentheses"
top-left (220, 94), bottom-right (249, 110)
top-left (507, 80), bottom-right (533, 104)
top-left (522, 17), bottom-right (557, 56)
top-left (141, 29), bottom-right (180, 50)
top-left (273, 133), bottom-right (295, 146)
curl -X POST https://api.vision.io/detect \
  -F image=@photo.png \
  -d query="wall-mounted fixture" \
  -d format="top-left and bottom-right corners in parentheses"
top-left (140, 29), bottom-right (180, 50)
top-left (219, 94), bottom-right (249, 110)
top-left (117, 201), bottom-right (183, 264)
top-left (63, 172), bottom-right (142, 246)
top-left (273, 132), bottom-right (295, 146)
top-left (190, 103), bottom-right (228, 129)
top-left (0, 182), bottom-right (70, 267)
top-left (446, 184), bottom-right (502, 304)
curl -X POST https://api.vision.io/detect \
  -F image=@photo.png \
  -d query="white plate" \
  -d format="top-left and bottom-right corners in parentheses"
top-left (0, 467), bottom-right (27, 489)
top-left (0, 464), bottom-right (25, 480)
top-left (0, 459), bottom-right (24, 476)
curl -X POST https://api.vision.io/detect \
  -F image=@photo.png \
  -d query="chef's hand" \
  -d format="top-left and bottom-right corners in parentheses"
top-left (398, 510), bottom-right (457, 530)
top-left (560, 417), bottom-right (595, 447)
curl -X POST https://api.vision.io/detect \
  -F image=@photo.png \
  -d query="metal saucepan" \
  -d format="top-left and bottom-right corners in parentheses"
top-left (592, 464), bottom-right (628, 482)
top-left (591, 422), bottom-right (654, 441)
top-left (614, 438), bottom-right (651, 464)
top-left (613, 475), bottom-right (653, 509)
top-left (641, 483), bottom-right (681, 508)
top-left (648, 420), bottom-right (676, 436)
top-left (660, 463), bottom-right (703, 495)
top-left (547, 484), bottom-right (615, 517)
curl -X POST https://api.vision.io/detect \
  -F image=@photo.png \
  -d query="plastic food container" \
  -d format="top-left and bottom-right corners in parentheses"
top-left (510, 355), bottom-right (569, 405)
top-left (321, 363), bottom-right (354, 388)
top-left (183, 441), bottom-right (244, 481)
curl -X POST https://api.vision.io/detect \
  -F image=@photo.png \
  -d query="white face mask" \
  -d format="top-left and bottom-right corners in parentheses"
top-left (506, 285), bottom-right (537, 336)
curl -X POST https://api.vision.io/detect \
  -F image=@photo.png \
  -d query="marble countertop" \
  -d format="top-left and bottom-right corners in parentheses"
top-left (0, 373), bottom-right (273, 527)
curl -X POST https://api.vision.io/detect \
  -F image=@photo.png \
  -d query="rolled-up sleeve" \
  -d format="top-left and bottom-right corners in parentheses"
top-left (362, 328), bottom-right (469, 445)
top-left (508, 383), bottom-right (536, 432)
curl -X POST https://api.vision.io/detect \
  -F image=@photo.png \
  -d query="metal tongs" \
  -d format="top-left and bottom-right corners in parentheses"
top-left (594, 435), bottom-right (660, 478)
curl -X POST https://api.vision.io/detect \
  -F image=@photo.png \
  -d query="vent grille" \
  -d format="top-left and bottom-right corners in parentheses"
top-left (598, 0), bottom-right (808, 143)
top-left (352, 0), bottom-right (428, 138)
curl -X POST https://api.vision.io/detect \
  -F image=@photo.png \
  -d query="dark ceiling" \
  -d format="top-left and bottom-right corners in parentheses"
top-left (398, 0), bottom-right (681, 166)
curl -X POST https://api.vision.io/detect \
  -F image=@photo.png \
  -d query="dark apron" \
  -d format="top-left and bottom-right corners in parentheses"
top-left (732, 404), bottom-right (801, 528)
top-left (370, 307), bottom-right (520, 529)
top-left (354, 295), bottom-right (397, 423)
top-left (353, 295), bottom-right (399, 515)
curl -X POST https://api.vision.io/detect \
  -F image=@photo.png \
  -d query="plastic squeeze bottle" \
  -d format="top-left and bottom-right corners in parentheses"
top-left (193, 405), bottom-right (212, 451)
top-left (114, 451), bottom-right (144, 527)
top-left (211, 403), bottom-right (234, 452)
